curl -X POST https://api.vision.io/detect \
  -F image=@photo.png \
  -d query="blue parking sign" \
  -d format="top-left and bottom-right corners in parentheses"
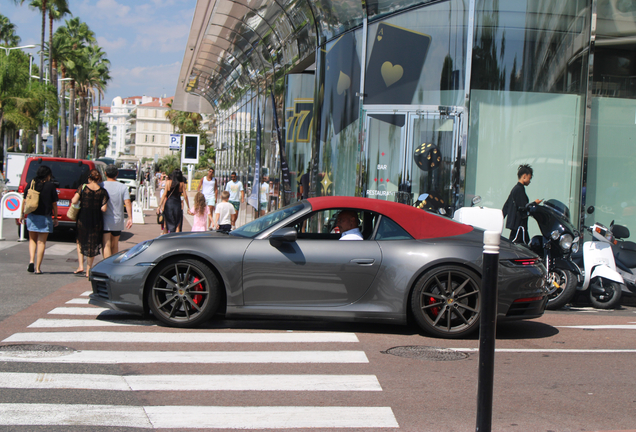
top-left (169, 134), bottom-right (181, 151)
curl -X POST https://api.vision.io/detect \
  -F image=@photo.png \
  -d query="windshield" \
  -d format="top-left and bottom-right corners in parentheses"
top-left (231, 203), bottom-right (305, 238)
top-left (118, 170), bottom-right (137, 180)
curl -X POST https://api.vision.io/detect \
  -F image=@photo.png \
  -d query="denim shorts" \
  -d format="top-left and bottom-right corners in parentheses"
top-left (230, 201), bottom-right (240, 211)
top-left (26, 214), bottom-right (53, 233)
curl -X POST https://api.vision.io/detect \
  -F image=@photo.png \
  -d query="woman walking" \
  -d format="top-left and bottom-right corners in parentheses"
top-left (72, 169), bottom-right (109, 277)
top-left (18, 166), bottom-right (59, 274)
top-left (157, 169), bottom-right (190, 234)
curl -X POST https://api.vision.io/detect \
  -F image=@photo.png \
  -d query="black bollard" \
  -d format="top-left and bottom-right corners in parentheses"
top-left (476, 231), bottom-right (500, 432)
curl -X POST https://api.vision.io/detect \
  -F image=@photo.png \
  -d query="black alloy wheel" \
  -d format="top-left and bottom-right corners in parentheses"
top-left (545, 268), bottom-right (577, 310)
top-left (410, 266), bottom-right (481, 338)
top-left (147, 258), bottom-right (220, 328)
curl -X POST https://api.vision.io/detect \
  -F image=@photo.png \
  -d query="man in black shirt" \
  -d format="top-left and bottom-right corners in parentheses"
top-left (502, 164), bottom-right (542, 243)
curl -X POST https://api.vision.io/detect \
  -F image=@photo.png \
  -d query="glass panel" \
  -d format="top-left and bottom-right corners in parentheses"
top-left (364, 114), bottom-right (406, 201)
top-left (366, 0), bottom-right (436, 21)
top-left (315, 28), bottom-right (363, 197)
top-left (285, 74), bottom-right (315, 202)
top-left (310, 0), bottom-right (364, 44)
top-left (375, 216), bottom-right (413, 240)
top-left (365, 0), bottom-right (468, 106)
top-left (408, 114), bottom-right (458, 211)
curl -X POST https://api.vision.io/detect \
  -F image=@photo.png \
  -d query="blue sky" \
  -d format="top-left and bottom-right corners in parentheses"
top-left (3, 0), bottom-right (195, 105)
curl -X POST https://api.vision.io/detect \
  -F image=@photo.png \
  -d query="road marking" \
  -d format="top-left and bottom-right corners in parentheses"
top-left (0, 350), bottom-right (369, 364)
top-left (28, 318), bottom-right (157, 328)
top-left (47, 307), bottom-right (122, 316)
top-left (44, 244), bottom-right (77, 255)
top-left (0, 242), bottom-right (17, 252)
top-left (0, 373), bottom-right (382, 391)
top-left (4, 331), bottom-right (360, 344)
top-left (558, 325), bottom-right (636, 330)
top-left (452, 348), bottom-right (636, 353)
top-left (0, 404), bottom-right (399, 428)
top-left (28, 319), bottom-right (156, 328)
top-left (65, 298), bottom-right (90, 304)
top-left (80, 291), bottom-right (91, 296)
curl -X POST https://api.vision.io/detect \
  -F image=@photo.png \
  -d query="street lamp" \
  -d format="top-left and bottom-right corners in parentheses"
top-left (0, 44), bottom-right (37, 56)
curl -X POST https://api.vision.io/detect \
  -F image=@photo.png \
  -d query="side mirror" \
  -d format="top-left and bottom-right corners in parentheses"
top-left (269, 226), bottom-right (297, 247)
top-left (472, 196), bottom-right (482, 206)
top-left (586, 206), bottom-right (594, 214)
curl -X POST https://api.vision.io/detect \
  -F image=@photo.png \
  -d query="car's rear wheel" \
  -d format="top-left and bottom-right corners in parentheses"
top-left (147, 258), bottom-right (220, 328)
top-left (410, 266), bottom-right (481, 339)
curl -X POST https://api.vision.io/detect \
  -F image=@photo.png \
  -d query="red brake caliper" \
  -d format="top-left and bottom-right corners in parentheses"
top-left (428, 296), bottom-right (439, 316)
top-left (192, 277), bottom-right (203, 306)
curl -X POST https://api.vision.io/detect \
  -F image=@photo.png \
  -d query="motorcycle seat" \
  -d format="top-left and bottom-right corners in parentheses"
top-left (620, 241), bottom-right (636, 252)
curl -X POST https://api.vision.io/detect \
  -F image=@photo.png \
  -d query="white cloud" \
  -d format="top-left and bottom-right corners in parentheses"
top-left (108, 62), bottom-right (181, 99)
top-left (96, 36), bottom-right (128, 53)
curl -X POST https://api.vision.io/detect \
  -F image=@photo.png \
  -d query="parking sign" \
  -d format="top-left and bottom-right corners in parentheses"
top-left (169, 134), bottom-right (181, 151)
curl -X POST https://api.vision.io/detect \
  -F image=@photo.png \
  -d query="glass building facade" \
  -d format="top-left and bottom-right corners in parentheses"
top-left (180, 0), bottom-right (636, 238)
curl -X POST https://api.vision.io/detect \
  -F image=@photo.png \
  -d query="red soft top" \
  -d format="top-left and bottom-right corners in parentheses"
top-left (307, 196), bottom-right (473, 240)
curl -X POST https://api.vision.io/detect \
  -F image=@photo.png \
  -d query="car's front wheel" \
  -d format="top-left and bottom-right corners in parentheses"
top-left (147, 258), bottom-right (220, 327)
top-left (410, 266), bottom-right (481, 339)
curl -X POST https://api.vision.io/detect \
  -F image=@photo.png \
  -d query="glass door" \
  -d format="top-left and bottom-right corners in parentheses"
top-left (363, 112), bottom-right (407, 202)
top-left (363, 108), bottom-right (463, 209)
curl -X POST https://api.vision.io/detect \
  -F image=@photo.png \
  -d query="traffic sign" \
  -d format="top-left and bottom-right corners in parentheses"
top-left (2, 192), bottom-right (23, 219)
top-left (169, 134), bottom-right (181, 151)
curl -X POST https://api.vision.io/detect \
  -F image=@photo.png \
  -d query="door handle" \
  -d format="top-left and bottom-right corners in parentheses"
top-left (350, 258), bottom-right (375, 265)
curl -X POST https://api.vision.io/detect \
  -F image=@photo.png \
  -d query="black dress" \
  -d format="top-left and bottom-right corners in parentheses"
top-left (76, 185), bottom-right (109, 257)
top-left (164, 182), bottom-right (183, 233)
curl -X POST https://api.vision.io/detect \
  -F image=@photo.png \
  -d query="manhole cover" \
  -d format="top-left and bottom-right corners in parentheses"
top-left (0, 344), bottom-right (76, 358)
top-left (382, 346), bottom-right (469, 361)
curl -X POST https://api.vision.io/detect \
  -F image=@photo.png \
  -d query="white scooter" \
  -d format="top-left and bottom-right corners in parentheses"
top-left (573, 220), bottom-right (623, 309)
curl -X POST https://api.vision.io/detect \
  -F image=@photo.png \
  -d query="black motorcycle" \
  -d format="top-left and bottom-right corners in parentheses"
top-left (522, 200), bottom-right (581, 310)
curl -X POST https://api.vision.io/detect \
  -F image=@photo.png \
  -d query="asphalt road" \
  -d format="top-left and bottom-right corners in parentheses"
top-left (1, 216), bottom-right (636, 431)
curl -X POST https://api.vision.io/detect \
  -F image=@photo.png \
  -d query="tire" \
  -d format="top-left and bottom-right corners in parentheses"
top-left (410, 265), bottom-right (481, 339)
top-left (545, 269), bottom-right (577, 310)
top-left (147, 257), bottom-right (220, 328)
top-left (589, 278), bottom-right (622, 309)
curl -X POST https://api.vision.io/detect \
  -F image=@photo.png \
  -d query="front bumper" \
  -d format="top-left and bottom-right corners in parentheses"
top-left (88, 258), bottom-right (154, 315)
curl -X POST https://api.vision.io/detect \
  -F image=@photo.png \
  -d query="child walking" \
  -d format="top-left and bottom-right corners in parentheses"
top-left (190, 192), bottom-right (212, 231)
top-left (213, 191), bottom-right (236, 232)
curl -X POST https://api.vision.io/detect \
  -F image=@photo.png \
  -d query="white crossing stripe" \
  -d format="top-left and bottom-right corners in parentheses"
top-left (28, 319), bottom-right (156, 328)
top-left (47, 307), bottom-right (124, 316)
top-left (65, 298), bottom-right (90, 304)
top-left (0, 350), bottom-right (369, 364)
top-left (557, 325), bottom-right (636, 330)
top-left (80, 291), bottom-right (91, 296)
top-left (0, 404), bottom-right (399, 428)
top-left (0, 373), bottom-right (382, 391)
top-left (453, 348), bottom-right (636, 353)
top-left (4, 331), bottom-right (360, 344)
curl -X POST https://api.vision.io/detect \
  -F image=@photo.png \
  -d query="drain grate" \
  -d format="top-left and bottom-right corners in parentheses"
top-left (0, 344), bottom-right (76, 358)
top-left (382, 346), bottom-right (469, 361)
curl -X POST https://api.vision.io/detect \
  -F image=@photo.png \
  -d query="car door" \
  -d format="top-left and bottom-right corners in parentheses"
top-left (242, 209), bottom-right (382, 306)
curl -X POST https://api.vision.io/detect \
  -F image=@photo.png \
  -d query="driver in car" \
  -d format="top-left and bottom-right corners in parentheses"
top-left (336, 210), bottom-right (363, 240)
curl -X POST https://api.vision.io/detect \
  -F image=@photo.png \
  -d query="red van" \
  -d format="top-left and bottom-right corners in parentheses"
top-left (18, 157), bottom-right (107, 229)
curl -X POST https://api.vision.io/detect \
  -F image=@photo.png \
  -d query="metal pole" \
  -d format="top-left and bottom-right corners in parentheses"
top-left (475, 231), bottom-right (500, 432)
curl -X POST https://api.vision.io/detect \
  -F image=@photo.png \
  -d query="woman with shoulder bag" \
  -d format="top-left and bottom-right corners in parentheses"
top-left (18, 165), bottom-right (59, 274)
top-left (72, 169), bottom-right (109, 277)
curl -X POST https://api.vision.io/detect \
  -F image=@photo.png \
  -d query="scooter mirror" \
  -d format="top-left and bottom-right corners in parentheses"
top-left (472, 196), bottom-right (482, 206)
top-left (586, 206), bottom-right (595, 214)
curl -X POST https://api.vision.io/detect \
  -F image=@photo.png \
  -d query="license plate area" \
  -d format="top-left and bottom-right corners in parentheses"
top-left (58, 200), bottom-right (70, 207)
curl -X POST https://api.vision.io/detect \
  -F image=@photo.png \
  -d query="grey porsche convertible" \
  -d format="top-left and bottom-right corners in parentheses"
top-left (89, 196), bottom-right (548, 338)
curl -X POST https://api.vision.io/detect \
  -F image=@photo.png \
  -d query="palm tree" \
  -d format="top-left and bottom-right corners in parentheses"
top-left (75, 44), bottom-right (110, 159)
top-left (32, 0), bottom-right (71, 157)
top-left (0, 14), bottom-right (21, 47)
top-left (49, 30), bottom-right (75, 157)
top-left (55, 17), bottom-right (95, 158)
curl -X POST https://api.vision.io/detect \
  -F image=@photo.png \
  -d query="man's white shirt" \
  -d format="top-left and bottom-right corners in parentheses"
top-left (340, 227), bottom-right (363, 240)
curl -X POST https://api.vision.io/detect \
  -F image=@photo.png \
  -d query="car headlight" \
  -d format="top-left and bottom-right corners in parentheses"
top-left (120, 240), bottom-right (153, 263)
top-left (551, 230), bottom-right (560, 240)
top-left (559, 234), bottom-right (573, 251)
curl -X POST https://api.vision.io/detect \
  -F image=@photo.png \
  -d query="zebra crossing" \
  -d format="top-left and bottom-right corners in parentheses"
top-left (0, 290), bottom-right (400, 429)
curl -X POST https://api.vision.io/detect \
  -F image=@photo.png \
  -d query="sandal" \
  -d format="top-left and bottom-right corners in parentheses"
top-left (73, 269), bottom-right (85, 275)
top-left (27, 263), bottom-right (34, 273)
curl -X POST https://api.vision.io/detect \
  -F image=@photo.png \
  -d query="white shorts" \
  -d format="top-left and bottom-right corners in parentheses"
top-left (206, 197), bottom-right (216, 206)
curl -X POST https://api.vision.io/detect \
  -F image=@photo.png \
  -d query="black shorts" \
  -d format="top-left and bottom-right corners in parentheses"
top-left (104, 230), bottom-right (122, 237)
top-left (218, 224), bottom-right (232, 232)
